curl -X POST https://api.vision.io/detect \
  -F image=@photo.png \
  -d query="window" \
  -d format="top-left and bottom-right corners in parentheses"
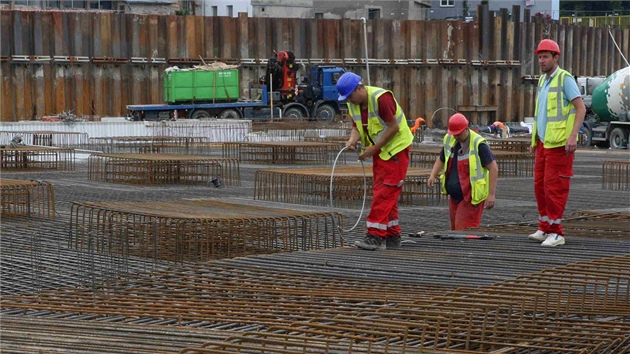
top-left (368, 8), bottom-right (380, 19)
top-left (440, 0), bottom-right (454, 7)
top-left (212, 6), bottom-right (217, 16)
top-left (315, 12), bottom-right (323, 19)
top-left (227, 5), bottom-right (233, 17)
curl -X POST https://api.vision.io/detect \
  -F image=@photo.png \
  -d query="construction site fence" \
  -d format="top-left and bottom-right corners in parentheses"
top-left (2, 6), bottom-right (628, 126)
top-left (560, 15), bottom-right (630, 28)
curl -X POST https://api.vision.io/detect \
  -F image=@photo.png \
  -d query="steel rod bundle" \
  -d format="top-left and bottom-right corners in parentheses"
top-left (87, 153), bottom-right (239, 186)
top-left (0, 146), bottom-right (75, 171)
top-left (602, 160), bottom-right (630, 191)
top-left (0, 130), bottom-right (88, 147)
top-left (254, 166), bottom-right (443, 208)
top-left (0, 178), bottom-right (55, 219)
top-left (68, 200), bottom-right (344, 264)
top-left (222, 142), bottom-right (344, 165)
top-left (410, 147), bottom-right (534, 177)
top-left (87, 136), bottom-right (215, 155)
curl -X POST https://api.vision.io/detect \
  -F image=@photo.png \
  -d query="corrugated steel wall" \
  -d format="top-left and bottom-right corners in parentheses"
top-left (1, 7), bottom-right (628, 126)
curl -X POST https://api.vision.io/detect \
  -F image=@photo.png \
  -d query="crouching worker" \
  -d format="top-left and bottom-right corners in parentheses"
top-left (336, 72), bottom-right (414, 250)
top-left (428, 113), bottom-right (499, 230)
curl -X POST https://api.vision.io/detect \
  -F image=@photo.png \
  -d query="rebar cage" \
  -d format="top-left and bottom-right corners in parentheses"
top-left (0, 131), bottom-right (89, 148)
top-left (87, 153), bottom-right (240, 186)
top-left (0, 146), bottom-right (75, 171)
top-left (0, 178), bottom-right (55, 219)
top-left (222, 142), bottom-right (346, 165)
top-left (254, 166), bottom-right (443, 208)
top-left (602, 160), bottom-right (630, 191)
top-left (410, 147), bottom-right (534, 177)
top-left (69, 200), bottom-right (345, 264)
top-left (248, 121), bottom-right (352, 142)
top-left (87, 136), bottom-right (216, 155)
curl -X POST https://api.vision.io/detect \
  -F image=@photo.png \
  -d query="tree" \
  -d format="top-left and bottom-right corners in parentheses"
top-left (560, 0), bottom-right (630, 16)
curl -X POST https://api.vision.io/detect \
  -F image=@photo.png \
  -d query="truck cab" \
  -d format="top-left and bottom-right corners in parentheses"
top-left (284, 66), bottom-right (346, 121)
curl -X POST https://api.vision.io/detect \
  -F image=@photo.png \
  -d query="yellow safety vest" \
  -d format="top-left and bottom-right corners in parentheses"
top-left (441, 131), bottom-right (490, 205)
top-left (532, 68), bottom-right (577, 148)
top-left (347, 86), bottom-right (413, 160)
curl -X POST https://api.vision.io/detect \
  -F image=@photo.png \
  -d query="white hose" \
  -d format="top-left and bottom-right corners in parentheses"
top-left (330, 146), bottom-right (368, 243)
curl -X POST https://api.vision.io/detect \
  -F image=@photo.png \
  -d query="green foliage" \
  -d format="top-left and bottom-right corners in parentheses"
top-left (560, 0), bottom-right (630, 16)
top-left (175, 9), bottom-right (190, 16)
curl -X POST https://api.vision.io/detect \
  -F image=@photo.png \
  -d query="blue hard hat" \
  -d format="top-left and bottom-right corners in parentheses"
top-left (336, 72), bottom-right (362, 101)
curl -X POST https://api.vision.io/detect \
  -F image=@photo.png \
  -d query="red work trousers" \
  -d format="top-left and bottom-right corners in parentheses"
top-left (449, 198), bottom-right (485, 230)
top-left (534, 141), bottom-right (574, 236)
top-left (366, 148), bottom-right (410, 237)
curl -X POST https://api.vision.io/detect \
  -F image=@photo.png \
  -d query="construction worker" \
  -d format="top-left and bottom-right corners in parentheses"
top-left (336, 72), bottom-right (414, 251)
top-left (528, 39), bottom-right (585, 247)
top-left (410, 117), bottom-right (425, 134)
top-left (428, 113), bottom-right (498, 230)
top-left (490, 121), bottom-right (507, 138)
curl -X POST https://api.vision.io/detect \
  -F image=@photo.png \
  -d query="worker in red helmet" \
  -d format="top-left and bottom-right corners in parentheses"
top-left (528, 39), bottom-right (586, 247)
top-left (428, 113), bottom-right (499, 230)
top-left (337, 72), bottom-right (414, 251)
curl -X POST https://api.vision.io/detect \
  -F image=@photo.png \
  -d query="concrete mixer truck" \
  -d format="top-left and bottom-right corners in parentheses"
top-left (579, 66), bottom-right (630, 149)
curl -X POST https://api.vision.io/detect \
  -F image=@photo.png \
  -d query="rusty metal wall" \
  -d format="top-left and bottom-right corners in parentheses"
top-left (1, 7), bottom-right (628, 126)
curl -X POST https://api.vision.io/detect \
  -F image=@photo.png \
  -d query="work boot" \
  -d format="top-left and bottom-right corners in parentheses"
top-left (386, 235), bottom-right (402, 249)
top-left (355, 235), bottom-right (386, 251)
top-left (528, 230), bottom-right (547, 242)
top-left (541, 233), bottom-right (565, 247)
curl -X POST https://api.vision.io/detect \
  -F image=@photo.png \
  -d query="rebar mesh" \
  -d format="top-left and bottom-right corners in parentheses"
top-left (602, 160), bottom-right (630, 191)
top-left (222, 142), bottom-right (346, 165)
top-left (254, 166), bottom-right (443, 208)
top-left (0, 130), bottom-right (88, 147)
top-left (0, 178), bottom-right (55, 219)
top-left (145, 119), bottom-right (252, 142)
top-left (68, 199), bottom-right (345, 264)
top-left (410, 147), bottom-right (534, 177)
top-left (246, 121), bottom-right (352, 142)
top-left (87, 136), bottom-right (216, 155)
top-left (87, 153), bottom-right (239, 186)
top-left (0, 146), bottom-right (75, 171)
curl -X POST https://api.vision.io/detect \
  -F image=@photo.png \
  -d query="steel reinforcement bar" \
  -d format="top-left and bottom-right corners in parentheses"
top-left (0, 178), bottom-right (55, 219)
top-left (254, 166), bottom-right (443, 208)
top-left (0, 130), bottom-right (89, 148)
top-left (602, 160), bottom-right (630, 191)
top-left (0, 146), bottom-right (75, 171)
top-left (68, 199), bottom-right (345, 264)
top-left (87, 136), bottom-right (215, 155)
top-left (410, 147), bottom-right (534, 177)
top-left (87, 153), bottom-right (239, 186)
top-left (222, 142), bottom-right (344, 165)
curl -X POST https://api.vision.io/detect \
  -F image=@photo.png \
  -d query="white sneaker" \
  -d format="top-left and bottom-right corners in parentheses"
top-left (541, 233), bottom-right (565, 247)
top-left (528, 230), bottom-right (547, 241)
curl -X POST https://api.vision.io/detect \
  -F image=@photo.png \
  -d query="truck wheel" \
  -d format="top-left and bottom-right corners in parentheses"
top-left (283, 107), bottom-right (305, 120)
top-left (315, 104), bottom-right (336, 121)
top-left (579, 126), bottom-right (592, 147)
top-left (609, 128), bottom-right (629, 149)
top-left (219, 109), bottom-right (241, 119)
top-left (191, 110), bottom-right (211, 119)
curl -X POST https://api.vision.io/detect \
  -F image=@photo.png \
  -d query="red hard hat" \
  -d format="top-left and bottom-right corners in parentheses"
top-left (447, 113), bottom-right (469, 135)
top-left (534, 39), bottom-right (561, 55)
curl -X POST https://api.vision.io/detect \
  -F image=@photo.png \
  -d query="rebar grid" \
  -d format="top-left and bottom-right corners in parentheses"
top-left (0, 130), bottom-right (89, 147)
top-left (1, 256), bottom-right (629, 353)
top-left (602, 160), bottom-right (630, 191)
top-left (479, 211), bottom-right (630, 239)
top-left (145, 119), bottom-right (252, 142)
top-left (222, 142), bottom-right (345, 165)
top-left (254, 166), bottom-right (443, 208)
top-left (485, 137), bottom-right (531, 153)
top-left (87, 153), bottom-right (240, 186)
top-left (0, 178), bottom-right (55, 219)
top-left (0, 146), bottom-right (75, 171)
top-left (87, 136), bottom-right (216, 155)
top-left (410, 147), bottom-right (534, 177)
top-left (249, 121), bottom-right (352, 143)
top-left (69, 200), bottom-right (344, 264)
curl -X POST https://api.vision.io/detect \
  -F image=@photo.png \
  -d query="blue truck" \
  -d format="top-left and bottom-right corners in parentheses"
top-left (126, 51), bottom-right (346, 122)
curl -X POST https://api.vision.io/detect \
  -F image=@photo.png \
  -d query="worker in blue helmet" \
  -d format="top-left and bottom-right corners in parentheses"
top-left (337, 72), bottom-right (414, 251)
